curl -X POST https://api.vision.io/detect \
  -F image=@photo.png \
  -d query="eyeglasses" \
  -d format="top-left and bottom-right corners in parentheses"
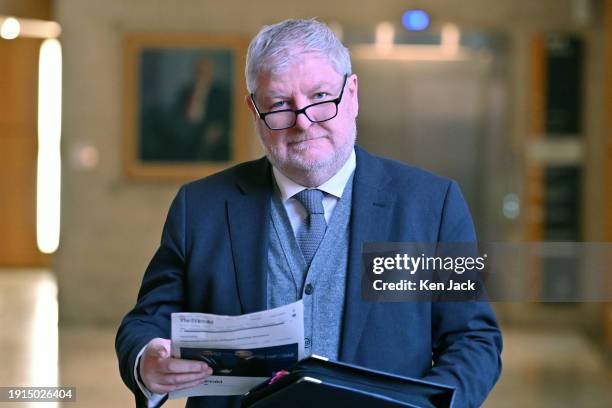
top-left (250, 74), bottom-right (348, 131)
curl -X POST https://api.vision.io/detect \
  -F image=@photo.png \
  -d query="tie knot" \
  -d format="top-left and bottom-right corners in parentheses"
top-left (294, 189), bottom-right (325, 215)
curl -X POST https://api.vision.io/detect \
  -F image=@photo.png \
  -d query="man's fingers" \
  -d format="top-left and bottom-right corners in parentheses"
top-left (156, 371), bottom-right (211, 386)
top-left (147, 368), bottom-right (213, 394)
top-left (141, 338), bottom-right (213, 394)
top-left (160, 358), bottom-right (211, 374)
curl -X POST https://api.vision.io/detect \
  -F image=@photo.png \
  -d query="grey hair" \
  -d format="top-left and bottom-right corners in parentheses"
top-left (245, 18), bottom-right (351, 93)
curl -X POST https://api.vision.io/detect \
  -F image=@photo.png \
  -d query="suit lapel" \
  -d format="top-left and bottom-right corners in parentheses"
top-left (227, 158), bottom-right (272, 314)
top-left (340, 147), bottom-right (395, 362)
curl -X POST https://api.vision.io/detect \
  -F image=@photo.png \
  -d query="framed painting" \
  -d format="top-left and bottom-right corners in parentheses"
top-left (123, 33), bottom-right (249, 180)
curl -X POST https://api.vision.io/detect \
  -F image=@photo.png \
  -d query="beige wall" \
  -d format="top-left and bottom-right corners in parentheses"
top-left (53, 0), bottom-right (606, 326)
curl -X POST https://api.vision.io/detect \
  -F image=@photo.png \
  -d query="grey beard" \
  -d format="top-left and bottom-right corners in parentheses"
top-left (267, 140), bottom-right (355, 186)
top-left (260, 121), bottom-right (357, 185)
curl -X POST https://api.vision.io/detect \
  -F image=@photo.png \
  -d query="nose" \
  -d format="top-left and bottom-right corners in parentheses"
top-left (294, 110), bottom-right (313, 131)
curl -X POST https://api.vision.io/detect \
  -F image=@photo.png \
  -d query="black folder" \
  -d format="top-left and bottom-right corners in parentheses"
top-left (241, 355), bottom-right (455, 408)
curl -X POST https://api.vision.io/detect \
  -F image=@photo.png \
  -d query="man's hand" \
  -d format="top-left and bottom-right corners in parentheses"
top-left (140, 338), bottom-right (213, 394)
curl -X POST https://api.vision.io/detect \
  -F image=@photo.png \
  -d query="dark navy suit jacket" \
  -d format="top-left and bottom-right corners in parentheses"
top-left (116, 146), bottom-right (502, 408)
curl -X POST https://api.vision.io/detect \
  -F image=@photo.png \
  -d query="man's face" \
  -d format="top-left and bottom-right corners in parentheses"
top-left (247, 53), bottom-right (358, 185)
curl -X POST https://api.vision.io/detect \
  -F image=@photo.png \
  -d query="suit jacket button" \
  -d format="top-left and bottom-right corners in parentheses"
top-left (304, 283), bottom-right (313, 295)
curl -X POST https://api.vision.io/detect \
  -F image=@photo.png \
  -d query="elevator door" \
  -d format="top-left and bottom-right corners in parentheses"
top-left (353, 54), bottom-right (511, 241)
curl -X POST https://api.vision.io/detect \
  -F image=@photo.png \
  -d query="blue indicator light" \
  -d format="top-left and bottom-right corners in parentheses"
top-left (402, 10), bottom-right (430, 31)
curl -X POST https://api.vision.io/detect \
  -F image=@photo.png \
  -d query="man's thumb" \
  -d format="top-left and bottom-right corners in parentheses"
top-left (147, 339), bottom-right (169, 359)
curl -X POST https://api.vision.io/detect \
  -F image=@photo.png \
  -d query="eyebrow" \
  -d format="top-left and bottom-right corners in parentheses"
top-left (305, 82), bottom-right (337, 94)
top-left (263, 92), bottom-right (290, 100)
top-left (261, 81), bottom-right (338, 100)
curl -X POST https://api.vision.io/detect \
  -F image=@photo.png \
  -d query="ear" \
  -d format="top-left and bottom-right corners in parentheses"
top-left (245, 94), bottom-right (259, 120)
top-left (347, 74), bottom-right (359, 117)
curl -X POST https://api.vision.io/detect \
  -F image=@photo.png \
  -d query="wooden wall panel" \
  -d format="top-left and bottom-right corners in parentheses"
top-left (604, 0), bottom-right (612, 349)
top-left (0, 37), bottom-right (50, 266)
top-left (0, 0), bottom-right (51, 20)
top-left (607, 4), bottom-right (612, 238)
top-left (525, 34), bottom-right (546, 242)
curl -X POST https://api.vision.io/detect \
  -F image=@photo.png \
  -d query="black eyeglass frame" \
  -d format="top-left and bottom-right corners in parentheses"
top-left (250, 74), bottom-right (349, 131)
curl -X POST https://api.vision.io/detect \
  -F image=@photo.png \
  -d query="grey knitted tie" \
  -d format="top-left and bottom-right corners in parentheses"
top-left (294, 189), bottom-right (327, 266)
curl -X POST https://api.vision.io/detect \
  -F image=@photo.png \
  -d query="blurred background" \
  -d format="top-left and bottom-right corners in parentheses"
top-left (1, 0), bottom-right (611, 406)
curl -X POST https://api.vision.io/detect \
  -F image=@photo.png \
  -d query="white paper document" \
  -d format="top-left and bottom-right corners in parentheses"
top-left (168, 300), bottom-right (305, 399)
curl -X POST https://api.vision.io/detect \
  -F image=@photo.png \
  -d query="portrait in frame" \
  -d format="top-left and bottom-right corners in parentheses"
top-left (123, 33), bottom-right (249, 180)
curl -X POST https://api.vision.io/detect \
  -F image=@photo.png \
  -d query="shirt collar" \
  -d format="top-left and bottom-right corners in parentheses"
top-left (272, 148), bottom-right (356, 202)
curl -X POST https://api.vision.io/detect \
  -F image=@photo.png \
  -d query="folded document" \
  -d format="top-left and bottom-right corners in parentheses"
top-left (169, 300), bottom-right (305, 399)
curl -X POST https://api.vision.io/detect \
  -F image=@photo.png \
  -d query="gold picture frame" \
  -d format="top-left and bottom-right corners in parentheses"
top-left (123, 32), bottom-right (249, 180)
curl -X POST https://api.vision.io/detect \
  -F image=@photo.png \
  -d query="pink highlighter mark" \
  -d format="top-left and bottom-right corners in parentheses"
top-left (268, 370), bottom-right (289, 384)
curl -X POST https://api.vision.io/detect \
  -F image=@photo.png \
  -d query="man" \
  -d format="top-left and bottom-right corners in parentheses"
top-left (116, 18), bottom-right (502, 408)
